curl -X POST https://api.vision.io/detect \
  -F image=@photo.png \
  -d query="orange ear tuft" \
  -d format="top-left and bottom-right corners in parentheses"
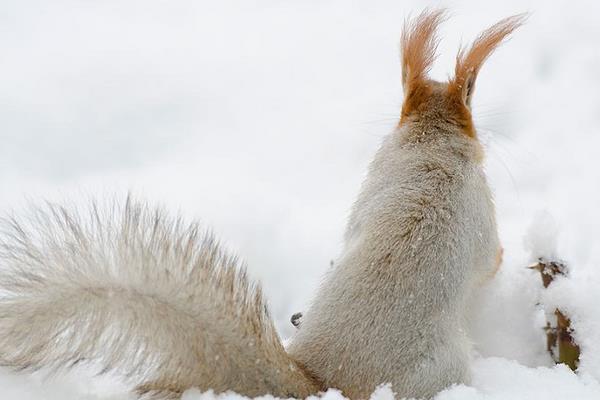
top-left (401, 9), bottom-right (446, 91)
top-left (451, 14), bottom-right (527, 106)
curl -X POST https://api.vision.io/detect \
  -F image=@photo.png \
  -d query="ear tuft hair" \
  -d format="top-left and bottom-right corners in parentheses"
top-left (401, 9), bottom-right (447, 90)
top-left (451, 14), bottom-right (527, 105)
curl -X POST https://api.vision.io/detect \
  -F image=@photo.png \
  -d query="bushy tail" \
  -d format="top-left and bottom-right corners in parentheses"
top-left (0, 198), bottom-right (319, 399)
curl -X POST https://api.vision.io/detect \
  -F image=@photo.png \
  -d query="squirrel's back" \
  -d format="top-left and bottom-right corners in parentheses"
top-left (288, 124), bottom-right (497, 399)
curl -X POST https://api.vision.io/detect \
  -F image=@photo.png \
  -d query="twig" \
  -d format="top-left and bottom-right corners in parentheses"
top-left (529, 258), bottom-right (580, 371)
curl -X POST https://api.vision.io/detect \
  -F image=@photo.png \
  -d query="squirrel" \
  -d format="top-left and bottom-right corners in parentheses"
top-left (0, 10), bottom-right (523, 400)
top-left (287, 10), bottom-right (523, 399)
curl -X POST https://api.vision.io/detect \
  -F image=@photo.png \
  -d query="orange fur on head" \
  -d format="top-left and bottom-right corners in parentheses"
top-left (401, 9), bottom-right (446, 91)
top-left (399, 11), bottom-right (525, 138)
top-left (400, 10), bottom-right (446, 125)
top-left (449, 14), bottom-right (527, 107)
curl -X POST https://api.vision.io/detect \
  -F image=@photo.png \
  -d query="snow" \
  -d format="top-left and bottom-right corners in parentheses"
top-left (183, 359), bottom-right (600, 400)
top-left (1, 0), bottom-right (599, 399)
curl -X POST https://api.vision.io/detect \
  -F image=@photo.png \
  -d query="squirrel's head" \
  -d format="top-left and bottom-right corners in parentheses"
top-left (399, 10), bottom-right (525, 139)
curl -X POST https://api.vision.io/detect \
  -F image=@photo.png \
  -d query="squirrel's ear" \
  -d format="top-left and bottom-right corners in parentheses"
top-left (401, 9), bottom-right (446, 95)
top-left (451, 14), bottom-right (527, 107)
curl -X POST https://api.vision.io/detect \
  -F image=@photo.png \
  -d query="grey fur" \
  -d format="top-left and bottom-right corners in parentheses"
top-left (287, 102), bottom-right (500, 398)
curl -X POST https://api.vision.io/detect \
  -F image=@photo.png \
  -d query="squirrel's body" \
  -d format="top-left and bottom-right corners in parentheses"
top-left (288, 118), bottom-right (499, 399)
top-left (0, 10), bottom-right (522, 400)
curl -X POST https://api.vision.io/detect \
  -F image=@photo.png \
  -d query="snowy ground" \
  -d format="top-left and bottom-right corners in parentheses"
top-left (1, 0), bottom-right (599, 399)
